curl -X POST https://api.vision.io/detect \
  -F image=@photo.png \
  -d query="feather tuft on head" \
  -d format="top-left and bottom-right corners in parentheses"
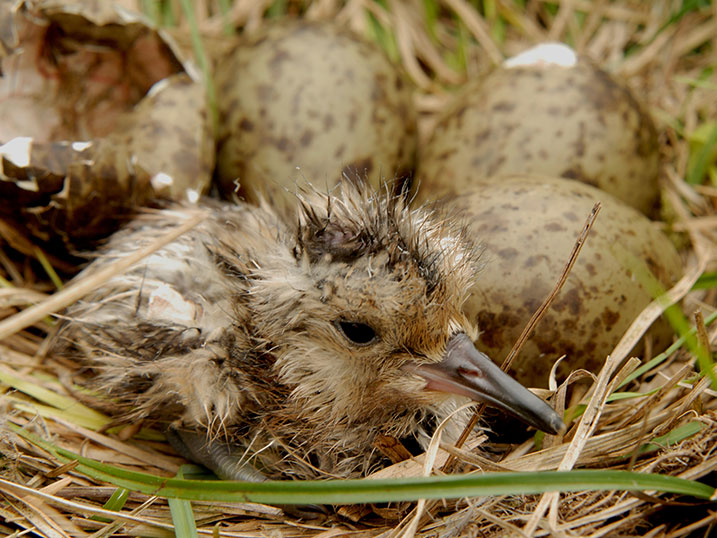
top-left (294, 180), bottom-right (481, 303)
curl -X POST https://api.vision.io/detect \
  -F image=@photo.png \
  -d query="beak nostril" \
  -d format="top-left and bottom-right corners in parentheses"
top-left (457, 366), bottom-right (483, 379)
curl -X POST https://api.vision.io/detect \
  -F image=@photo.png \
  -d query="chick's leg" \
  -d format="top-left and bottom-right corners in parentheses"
top-left (166, 428), bottom-right (328, 518)
top-left (166, 427), bottom-right (267, 482)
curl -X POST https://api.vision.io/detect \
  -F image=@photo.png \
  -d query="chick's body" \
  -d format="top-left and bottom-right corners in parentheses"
top-left (58, 184), bottom-right (562, 481)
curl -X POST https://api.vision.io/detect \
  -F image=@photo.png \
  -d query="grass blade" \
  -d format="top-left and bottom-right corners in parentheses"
top-left (10, 424), bottom-right (715, 504)
top-left (34, 246), bottom-right (64, 291)
top-left (91, 487), bottom-right (130, 523)
top-left (168, 467), bottom-right (198, 538)
top-left (692, 271), bottom-right (717, 290)
top-left (177, 0), bottom-right (218, 133)
top-left (0, 370), bottom-right (109, 424)
top-left (688, 122), bottom-right (717, 184)
top-left (617, 310), bottom-right (717, 389)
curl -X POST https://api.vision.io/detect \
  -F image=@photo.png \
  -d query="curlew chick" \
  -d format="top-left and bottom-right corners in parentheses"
top-left (56, 183), bottom-right (564, 481)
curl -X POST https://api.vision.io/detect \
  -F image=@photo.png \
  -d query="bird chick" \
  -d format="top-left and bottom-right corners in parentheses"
top-left (56, 183), bottom-right (563, 481)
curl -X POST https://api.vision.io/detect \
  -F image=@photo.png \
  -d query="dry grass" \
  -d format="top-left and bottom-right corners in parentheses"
top-left (2, 1), bottom-right (717, 537)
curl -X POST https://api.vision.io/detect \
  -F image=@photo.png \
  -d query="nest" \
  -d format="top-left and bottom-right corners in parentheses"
top-left (1, 1), bottom-right (716, 537)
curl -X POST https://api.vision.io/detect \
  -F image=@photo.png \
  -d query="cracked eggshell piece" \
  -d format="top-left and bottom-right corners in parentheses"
top-left (0, 2), bottom-right (212, 249)
top-left (215, 20), bottom-right (417, 210)
top-left (449, 175), bottom-right (681, 387)
top-left (417, 43), bottom-right (660, 215)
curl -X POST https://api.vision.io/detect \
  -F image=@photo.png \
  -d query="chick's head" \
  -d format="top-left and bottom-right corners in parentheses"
top-left (247, 183), bottom-right (563, 438)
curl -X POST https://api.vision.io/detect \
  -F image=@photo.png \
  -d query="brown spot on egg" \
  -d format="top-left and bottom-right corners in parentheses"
top-left (323, 114), bottom-right (336, 130)
top-left (492, 101), bottom-right (516, 113)
top-left (602, 309), bottom-right (620, 329)
top-left (545, 221), bottom-right (566, 232)
top-left (497, 247), bottom-right (519, 260)
top-left (554, 287), bottom-right (581, 316)
top-left (269, 48), bottom-right (290, 71)
top-left (343, 158), bottom-right (374, 180)
top-left (276, 137), bottom-right (292, 152)
top-left (300, 130), bottom-right (314, 147)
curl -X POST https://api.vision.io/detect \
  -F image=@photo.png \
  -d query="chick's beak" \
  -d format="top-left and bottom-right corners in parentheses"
top-left (414, 333), bottom-right (565, 435)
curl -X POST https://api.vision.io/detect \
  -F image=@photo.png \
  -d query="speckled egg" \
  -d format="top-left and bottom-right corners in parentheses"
top-left (442, 175), bottom-right (681, 387)
top-left (215, 21), bottom-right (416, 208)
top-left (418, 44), bottom-right (660, 215)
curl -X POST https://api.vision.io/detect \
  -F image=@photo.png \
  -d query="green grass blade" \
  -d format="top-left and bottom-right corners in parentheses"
top-left (10, 425), bottom-right (715, 504)
top-left (606, 390), bottom-right (656, 402)
top-left (2, 370), bottom-right (164, 440)
top-left (158, 0), bottom-right (176, 26)
top-left (34, 247), bottom-right (63, 290)
top-left (483, 0), bottom-right (505, 44)
top-left (91, 487), bottom-right (130, 523)
top-left (613, 422), bottom-right (704, 462)
top-left (0, 370), bottom-right (109, 424)
top-left (178, 0), bottom-right (218, 134)
top-left (169, 497), bottom-right (199, 538)
top-left (617, 310), bottom-right (717, 389)
top-left (104, 487), bottom-right (130, 511)
top-left (454, 17), bottom-right (469, 73)
top-left (636, 422), bottom-right (703, 457)
top-left (267, 0), bottom-right (287, 18)
top-left (216, 0), bottom-right (233, 35)
top-left (140, 0), bottom-right (161, 25)
top-left (8, 399), bottom-right (111, 431)
top-left (653, 0), bottom-right (712, 42)
top-left (675, 75), bottom-right (717, 91)
top-left (692, 272), bottom-right (717, 290)
top-left (423, 0), bottom-right (439, 41)
top-left (168, 466), bottom-right (198, 538)
top-left (687, 122), bottom-right (717, 185)
top-left (609, 246), bottom-right (717, 389)
top-left (365, 9), bottom-right (400, 63)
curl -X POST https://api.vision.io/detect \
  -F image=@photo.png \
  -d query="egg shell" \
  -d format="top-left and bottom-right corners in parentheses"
top-left (438, 175), bottom-right (682, 387)
top-left (215, 21), bottom-right (417, 208)
top-left (0, 73), bottom-right (213, 249)
top-left (418, 47), bottom-right (659, 215)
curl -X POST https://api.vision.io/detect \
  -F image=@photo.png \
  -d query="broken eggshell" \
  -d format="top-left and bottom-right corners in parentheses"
top-left (440, 175), bottom-right (682, 387)
top-left (418, 43), bottom-right (660, 215)
top-left (215, 20), bottom-right (417, 210)
top-left (0, 0), bottom-right (212, 250)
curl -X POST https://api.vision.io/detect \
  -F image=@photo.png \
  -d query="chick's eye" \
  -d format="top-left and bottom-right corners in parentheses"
top-left (335, 320), bottom-right (378, 346)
